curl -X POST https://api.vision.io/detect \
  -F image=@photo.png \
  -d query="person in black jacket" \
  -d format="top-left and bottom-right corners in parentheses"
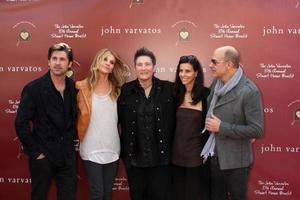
top-left (15, 43), bottom-right (77, 200)
top-left (118, 47), bottom-right (176, 200)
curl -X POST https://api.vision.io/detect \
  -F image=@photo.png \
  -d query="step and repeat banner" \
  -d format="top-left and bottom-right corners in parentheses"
top-left (0, 0), bottom-right (299, 199)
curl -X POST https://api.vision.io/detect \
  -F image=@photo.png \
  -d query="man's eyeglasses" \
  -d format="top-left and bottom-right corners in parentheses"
top-left (211, 59), bottom-right (227, 65)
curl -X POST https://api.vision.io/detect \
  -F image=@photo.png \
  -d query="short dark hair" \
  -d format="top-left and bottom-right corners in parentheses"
top-left (224, 48), bottom-right (240, 68)
top-left (174, 55), bottom-right (205, 106)
top-left (134, 47), bottom-right (156, 66)
top-left (48, 43), bottom-right (73, 62)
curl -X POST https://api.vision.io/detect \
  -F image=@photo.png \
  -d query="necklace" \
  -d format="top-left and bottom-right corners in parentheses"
top-left (184, 92), bottom-right (193, 103)
top-left (143, 84), bottom-right (152, 90)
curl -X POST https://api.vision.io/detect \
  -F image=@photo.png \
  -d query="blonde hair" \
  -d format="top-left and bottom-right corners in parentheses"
top-left (87, 49), bottom-right (128, 100)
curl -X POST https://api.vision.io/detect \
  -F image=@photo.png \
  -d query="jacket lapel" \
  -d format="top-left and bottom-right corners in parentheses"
top-left (154, 77), bottom-right (162, 98)
top-left (214, 91), bottom-right (238, 108)
top-left (209, 75), bottom-right (247, 109)
top-left (83, 88), bottom-right (92, 114)
top-left (67, 78), bottom-right (76, 119)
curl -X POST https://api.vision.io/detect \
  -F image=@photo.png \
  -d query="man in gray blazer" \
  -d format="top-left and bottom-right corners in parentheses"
top-left (202, 46), bottom-right (264, 200)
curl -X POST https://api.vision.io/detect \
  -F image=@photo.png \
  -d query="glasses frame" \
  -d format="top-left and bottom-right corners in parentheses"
top-left (211, 58), bottom-right (228, 65)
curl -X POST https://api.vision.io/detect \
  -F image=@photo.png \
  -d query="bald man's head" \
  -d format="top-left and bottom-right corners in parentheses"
top-left (215, 46), bottom-right (240, 68)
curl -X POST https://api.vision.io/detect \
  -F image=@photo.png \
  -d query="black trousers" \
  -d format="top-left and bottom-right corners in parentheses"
top-left (172, 164), bottom-right (210, 200)
top-left (83, 160), bottom-right (118, 200)
top-left (28, 157), bottom-right (77, 200)
top-left (126, 165), bottom-right (171, 200)
top-left (210, 156), bottom-right (249, 200)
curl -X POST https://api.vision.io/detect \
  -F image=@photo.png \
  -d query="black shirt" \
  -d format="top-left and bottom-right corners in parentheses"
top-left (132, 80), bottom-right (158, 167)
top-left (50, 78), bottom-right (74, 166)
top-left (51, 78), bottom-right (72, 135)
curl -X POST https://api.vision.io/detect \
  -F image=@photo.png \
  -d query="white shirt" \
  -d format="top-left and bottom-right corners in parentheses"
top-left (80, 91), bottom-right (120, 164)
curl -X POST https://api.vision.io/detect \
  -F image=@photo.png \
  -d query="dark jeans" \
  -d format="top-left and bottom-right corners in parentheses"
top-left (28, 157), bottom-right (76, 200)
top-left (172, 164), bottom-right (210, 200)
top-left (126, 165), bottom-right (171, 200)
top-left (210, 156), bottom-right (249, 200)
top-left (83, 160), bottom-right (118, 200)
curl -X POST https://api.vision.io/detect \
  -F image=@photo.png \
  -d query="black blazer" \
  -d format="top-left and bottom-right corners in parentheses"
top-left (15, 71), bottom-right (77, 166)
top-left (118, 77), bottom-right (176, 168)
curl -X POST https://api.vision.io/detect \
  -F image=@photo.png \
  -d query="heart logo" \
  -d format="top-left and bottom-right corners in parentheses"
top-left (179, 31), bottom-right (189, 40)
top-left (20, 31), bottom-right (30, 41)
top-left (295, 110), bottom-right (300, 119)
top-left (66, 70), bottom-right (74, 78)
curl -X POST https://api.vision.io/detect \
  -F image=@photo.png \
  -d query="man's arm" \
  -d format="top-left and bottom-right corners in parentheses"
top-left (15, 85), bottom-right (42, 159)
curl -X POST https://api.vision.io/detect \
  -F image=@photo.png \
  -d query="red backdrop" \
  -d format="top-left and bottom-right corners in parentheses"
top-left (0, 0), bottom-right (299, 199)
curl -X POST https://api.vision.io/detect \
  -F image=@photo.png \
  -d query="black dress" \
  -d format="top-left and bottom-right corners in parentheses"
top-left (172, 107), bottom-right (210, 200)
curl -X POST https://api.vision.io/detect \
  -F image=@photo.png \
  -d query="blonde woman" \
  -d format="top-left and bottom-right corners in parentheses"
top-left (76, 49), bottom-right (127, 200)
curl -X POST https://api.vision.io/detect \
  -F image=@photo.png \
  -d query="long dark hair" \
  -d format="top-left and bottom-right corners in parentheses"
top-left (174, 55), bottom-right (205, 106)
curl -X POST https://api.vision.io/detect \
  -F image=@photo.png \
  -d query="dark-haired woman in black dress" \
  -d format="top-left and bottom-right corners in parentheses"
top-left (172, 55), bottom-right (210, 200)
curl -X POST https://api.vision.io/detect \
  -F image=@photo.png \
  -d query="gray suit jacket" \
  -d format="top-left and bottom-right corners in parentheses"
top-left (208, 74), bottom-right (264, 170)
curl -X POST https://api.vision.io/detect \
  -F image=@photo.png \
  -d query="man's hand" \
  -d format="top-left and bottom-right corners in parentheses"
top-left (36, 153), bottom-right (45, 160)
top-left (206, 113), bottom-right (221, 133)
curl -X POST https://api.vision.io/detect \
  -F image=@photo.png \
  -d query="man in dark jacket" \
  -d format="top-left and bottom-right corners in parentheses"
top-left (118, 47), bottom-right (176, 200)
top-left (15, 43), bottom-right (77, 200)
